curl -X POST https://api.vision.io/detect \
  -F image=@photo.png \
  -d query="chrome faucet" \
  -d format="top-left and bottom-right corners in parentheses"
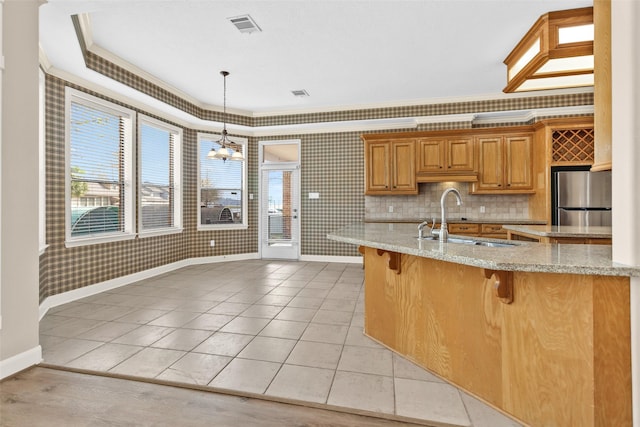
top-left (417, 217), bottom-right (436, 239)
top-left (439, 188), bottom-right (463, 242)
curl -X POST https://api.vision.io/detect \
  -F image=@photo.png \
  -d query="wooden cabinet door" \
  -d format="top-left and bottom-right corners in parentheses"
top-left (447, 138), bottom-right (475, 172)
top-left (505, 135), bottom-right (533, 190)
top-left (391, 141), bottom-right (417, 192)
top-left (365, 141), bottom-right (390, 193)
top-left (417, 138), bottom-right (445, 173)
top-left (475, 137), bottom-right (503, 191)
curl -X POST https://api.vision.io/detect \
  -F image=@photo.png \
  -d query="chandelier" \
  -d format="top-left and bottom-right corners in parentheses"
top-left (207, 71), bottom-right (245, 161)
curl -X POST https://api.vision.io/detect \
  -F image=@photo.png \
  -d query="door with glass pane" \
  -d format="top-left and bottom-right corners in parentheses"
top-left (259, 141), bottom-right (300, 259)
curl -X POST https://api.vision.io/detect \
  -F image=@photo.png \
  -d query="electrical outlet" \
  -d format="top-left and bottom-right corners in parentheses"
top-left (388, 206), bottom-right (394, 213)
top-left (480, 206), bottom-right (486, 213)
top-left (210, 240), bottom-right (215, 247)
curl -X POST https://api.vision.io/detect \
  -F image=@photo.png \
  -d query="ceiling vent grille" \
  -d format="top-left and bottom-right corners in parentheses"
top-left (291, 89), bottom-right (310, 97)
top-left (228, 15), bottom-right (262, 34)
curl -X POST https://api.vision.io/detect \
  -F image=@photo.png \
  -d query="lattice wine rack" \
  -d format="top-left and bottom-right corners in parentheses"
top-left (552, 128), bottom-right (595, 163)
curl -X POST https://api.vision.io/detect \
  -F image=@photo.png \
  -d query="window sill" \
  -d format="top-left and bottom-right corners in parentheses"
top-left (65, 233), bottom-right (137, 248)
top-left (39, 244), bottom-right (49, 256)
top-left (197, 224), bottom-right (249, 232)
top-left (139, 228), bottom-right (184, 239)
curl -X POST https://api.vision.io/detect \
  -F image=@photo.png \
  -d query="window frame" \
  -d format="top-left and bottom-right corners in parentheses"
top-left (64, 87), bottom-right (136, 247)
top-left (137, 115), bottom-right (183, 238)
top-left (39, 69), bottom-right (47, 255)
top-left (197, 132), bottom-right (248, 231)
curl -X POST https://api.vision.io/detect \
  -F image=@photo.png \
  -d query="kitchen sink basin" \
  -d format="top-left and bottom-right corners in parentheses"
top-left (416, 236), bottom-right (515, 247)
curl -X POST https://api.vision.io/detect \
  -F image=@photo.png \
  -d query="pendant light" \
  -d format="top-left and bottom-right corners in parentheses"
top-left (207, 71), bottom-right (245, 161)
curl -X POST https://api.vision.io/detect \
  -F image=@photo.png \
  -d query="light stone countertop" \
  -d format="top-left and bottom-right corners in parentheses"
top-left (365, 218), bottom-right (546, 225)
top-left (502, 224), bottom-right (612, 238)
top-left (327, 222), bottom-right (640, 277)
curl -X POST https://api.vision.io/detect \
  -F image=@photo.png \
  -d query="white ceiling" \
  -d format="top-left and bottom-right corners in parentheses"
top-left (39, 0), bottom-right (593, 117)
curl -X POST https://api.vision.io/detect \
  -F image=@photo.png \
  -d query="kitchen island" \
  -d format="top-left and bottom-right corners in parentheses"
top-left (328, 222), bottom-right (637, 427)
top-left (503, 224), bottom-right (612, 244)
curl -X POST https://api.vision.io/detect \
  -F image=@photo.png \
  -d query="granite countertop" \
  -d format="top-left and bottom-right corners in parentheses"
top-left (365, 218), bottom-right (547, 225)
top-left (502, 224), bottom-right (612, 238)
top-left (327, 222), bottom-right (639, 277)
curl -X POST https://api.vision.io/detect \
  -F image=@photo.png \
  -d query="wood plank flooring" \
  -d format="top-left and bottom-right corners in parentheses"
top-left (0, 367), bottom-right (424, 427)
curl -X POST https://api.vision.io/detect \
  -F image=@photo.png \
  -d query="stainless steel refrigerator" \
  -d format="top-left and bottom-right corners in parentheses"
top-left (552, 167), bottom-right (612, 226)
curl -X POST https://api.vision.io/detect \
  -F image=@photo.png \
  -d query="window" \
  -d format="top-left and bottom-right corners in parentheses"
top-left (65, 88), bottom-right (135, 246)
top-left (139, 116), bottom-right (182, 235)
top-left (198, 133), bottom-right (247, 229)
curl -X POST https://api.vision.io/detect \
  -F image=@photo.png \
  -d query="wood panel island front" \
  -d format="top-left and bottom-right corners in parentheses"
top-left (328, 222), bottom-right (638, 427)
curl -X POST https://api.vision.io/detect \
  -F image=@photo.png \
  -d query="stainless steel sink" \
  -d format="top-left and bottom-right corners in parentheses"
top-left (417, 236), bottom-right (515, 247)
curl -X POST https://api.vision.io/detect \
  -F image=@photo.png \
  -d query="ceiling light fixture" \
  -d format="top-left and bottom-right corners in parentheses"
top-left (228, 15), bottom-right (262, 34)
top-left (208, 71), bottom-right (244, 162)
top-left (291, 89), bottom-right (310, 97)
top-left (503, 7), bottom-right (594, 93)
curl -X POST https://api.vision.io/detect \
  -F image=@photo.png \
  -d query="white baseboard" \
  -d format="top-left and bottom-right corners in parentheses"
top-left (299, 255), bottom-right (363, 264)
top-left (39, 253), bottom-right (260, 319)
top-left (0, 345), bottom-right (42, 380)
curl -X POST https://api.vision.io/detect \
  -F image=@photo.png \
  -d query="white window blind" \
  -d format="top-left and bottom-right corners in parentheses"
top-left (139, 117), bottom-right (182, 233)
top-left (66, 88), bottom-right (135, 245)
top-left (198, 134), bottom-right (246, 227)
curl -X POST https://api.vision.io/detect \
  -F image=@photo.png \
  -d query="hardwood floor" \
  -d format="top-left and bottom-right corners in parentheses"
top-left (0, 367), bottom-right (424, 427)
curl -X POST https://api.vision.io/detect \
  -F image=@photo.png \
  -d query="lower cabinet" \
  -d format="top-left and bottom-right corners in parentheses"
top-left (363, 247), bottom-right (631, 427)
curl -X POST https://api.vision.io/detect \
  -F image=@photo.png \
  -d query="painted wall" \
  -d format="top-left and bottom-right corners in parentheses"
top-left (0, 0), bottom-right (41, 377)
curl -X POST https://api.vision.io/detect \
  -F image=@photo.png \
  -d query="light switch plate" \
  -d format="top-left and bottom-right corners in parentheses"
top-left (309, 192), bottom-right (320, 199)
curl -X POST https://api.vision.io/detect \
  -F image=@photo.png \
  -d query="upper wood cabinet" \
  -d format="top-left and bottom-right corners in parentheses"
top-left (471, 133), bottom-right (534, 194)
top-left (416, 137), bottom-right (477, 182)
top-left (364, 139), bottom-right (417, 195)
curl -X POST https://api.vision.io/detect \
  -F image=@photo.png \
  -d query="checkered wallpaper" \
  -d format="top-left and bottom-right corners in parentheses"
top-left (40, 65), bottom-right (593, 300)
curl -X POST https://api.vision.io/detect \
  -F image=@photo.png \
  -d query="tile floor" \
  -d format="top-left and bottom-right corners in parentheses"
top-left (40, 260), bottom-right (522, 427)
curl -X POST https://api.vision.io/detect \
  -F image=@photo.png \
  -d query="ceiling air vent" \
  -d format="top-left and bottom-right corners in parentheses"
top-left (228, 15), bottom-right (262, 34)
top-left (291, 89), bottom-right (310, 97)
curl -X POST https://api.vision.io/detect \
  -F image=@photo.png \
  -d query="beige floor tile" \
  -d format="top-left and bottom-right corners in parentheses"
top-left (287, 296), bottom-right (324, 310)
top-left (39, 315), bottom-right (74, 333)
top-left (256, 294), bottom-right (294, 306)
top-left (209, 358), bottom-right (280, 394)
top-left (174, 300), bottom-right (220, 313)
top-left (192, 332), bottom-right (253, 356)
top-left (157, 353), bottom-right (232, 386)
top-left (337, 346), bottom-right (393, 377)
top-left (181, 313), bottom-right (235, 331)
top-left (460, 391), bottom-right (523, 427)
top-left (311, 309), bottom-right (352, 326)
top-left (240, 304), bottom-right (283, 319)
top-left (344, 326), bottom-right (383, 348)
top-left (267, 286), bottom-right (301, 296)
top-left (147, 311), bottom-right (201, 328)
top-left (392, 354), bottom-right (444, 382)
top-left (226, 293), bottom-right (263, 304)
top-left (277, 280), bottom-right (308, 288)
top-left (115, 308), bottom-right (169, 324)
top-left (300, 323), bottom-right (348, 345)
top-left (112, 325), bottom-right (175, 346)
top-left (319, 298), bottom-right (356, 312)
top-left (110, 347), bottom-right (185, 378)
top-left (237, 336), bottom-right (297, 363)
top-left (394, 378), bottom-right (470, 425)
top-left (200, 291), bottom-right (236, 302)
top-left (39, 334), bottom-right (67, 349)
top-left (151, 329), bottom-right (213, 351)
top-left (219, 316), bottom-right (270, 335)
top-left (66, 343), bottom-right (143, 371)
top-left (42, 318), bottom-right (106, 338)
top-left (275, 307), bottom-right (317, 322)
top-left (258, 319), bottom-right (308, 340)
top-left (42, 338), bottom-right (103, 365)
top-left (208, 302), bottom-right (252, 316)
top-left (76, 321), bottom-right (140, 342)
top-left (286, 341), bottom-right (342, 370)
top-left (327, 371), bottom-right (395, 415)
top-left (54, 303), bottom-right (107, 318)
top-left (142, 298), bottom-right (188, 311)
top-left (297, 288), bottom-right (330, 299)
top-left (266, 364), bottom-right (334, 404)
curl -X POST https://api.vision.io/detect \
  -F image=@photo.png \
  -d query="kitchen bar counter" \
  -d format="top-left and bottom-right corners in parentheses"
top-left (328, 222), bottom-right (639, 276)
top-left (331, 222), bottom-right (634, 426)
top-left (502, 224), bottom-right (612, 238)
top-left (364, 218), bottom-right (546, 225)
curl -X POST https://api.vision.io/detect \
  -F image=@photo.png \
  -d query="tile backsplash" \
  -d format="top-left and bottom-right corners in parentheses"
top-left (365, 182), bottom-right (529, 221)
